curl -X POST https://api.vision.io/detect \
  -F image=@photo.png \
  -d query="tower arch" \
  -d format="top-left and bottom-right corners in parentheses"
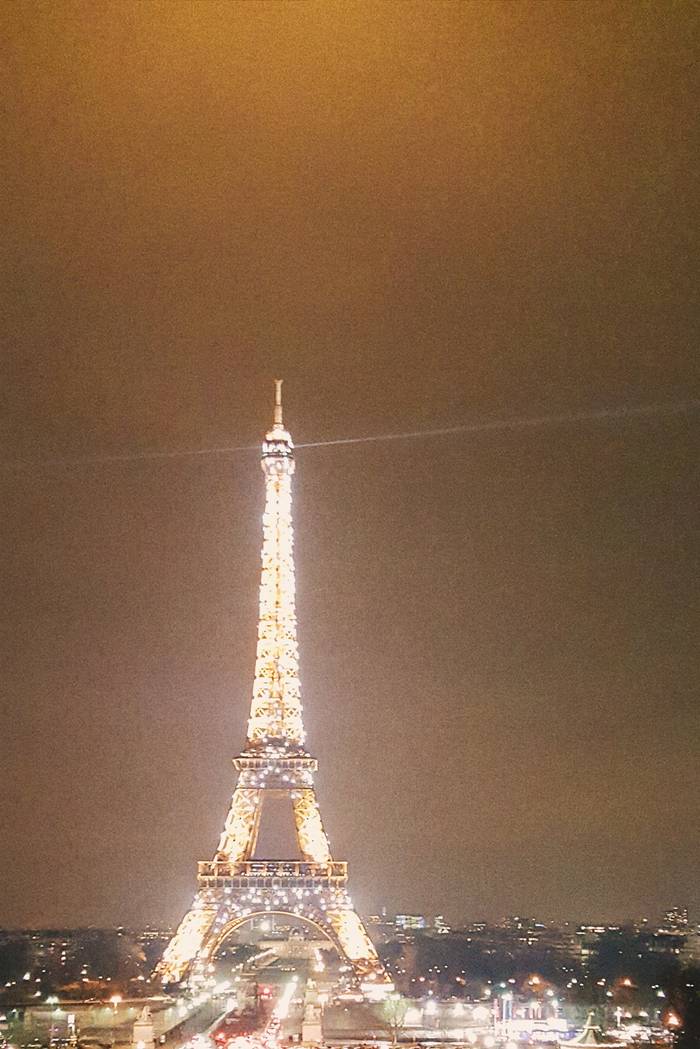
top-left (204, 910), bottom-right (344, 962)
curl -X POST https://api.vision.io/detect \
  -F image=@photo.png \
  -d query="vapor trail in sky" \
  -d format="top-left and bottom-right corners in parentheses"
top-left (1, 399), bottom-right (697, 471)
top-left (1, 442), bottom-right (259, 470)
top-left (296, 398), bottom-right (700, 449)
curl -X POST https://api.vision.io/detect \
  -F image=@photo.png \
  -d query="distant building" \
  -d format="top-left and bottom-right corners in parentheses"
top-left (395, 914), bottom-right (427, 931)
top-left (136, 926), bottom-right (173, 942)
top-left (575, 925), bottom-right (619, 963)
top-left (503, 916), bottom-right (538, 931)
top-left (433, 915), bottom-right (450, 935)
top-left (29, 929), bottom-right (79, 972)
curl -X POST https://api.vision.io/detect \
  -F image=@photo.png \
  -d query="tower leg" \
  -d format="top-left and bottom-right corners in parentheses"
top-left (217, 787), bottom-right (263, 860)
top-left (155, 898), bottom-right (217, 984)
top-left (291, 789), bottom-right (332, 864)
top-left (325, 907), bottom-right (388, 984)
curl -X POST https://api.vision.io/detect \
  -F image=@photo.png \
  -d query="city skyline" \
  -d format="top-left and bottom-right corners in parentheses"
top-left (2, 907), bottom-right (696, 934)
top-left (2, 1), bottom-right (698, 932)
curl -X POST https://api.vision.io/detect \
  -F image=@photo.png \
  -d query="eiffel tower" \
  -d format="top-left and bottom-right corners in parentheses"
top-left (157, 382), bottom-right (390, 993)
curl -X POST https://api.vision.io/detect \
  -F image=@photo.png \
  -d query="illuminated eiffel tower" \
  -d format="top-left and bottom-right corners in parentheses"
top-left (157, 382), bottom-right (390, 993)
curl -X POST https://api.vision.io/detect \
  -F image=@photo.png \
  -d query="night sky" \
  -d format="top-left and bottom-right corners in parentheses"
top-left (1, 2), bottom-right (698, 930)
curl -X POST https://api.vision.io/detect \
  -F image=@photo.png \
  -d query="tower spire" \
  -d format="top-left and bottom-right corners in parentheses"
top-left (273, 378), bottom-right (283, 428)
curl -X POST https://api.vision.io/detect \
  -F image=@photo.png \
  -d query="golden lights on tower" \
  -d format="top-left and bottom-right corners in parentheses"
top-left (156, 383), bottom-right (390, 991)
top-left (248, 385), bottom-right (304, 747)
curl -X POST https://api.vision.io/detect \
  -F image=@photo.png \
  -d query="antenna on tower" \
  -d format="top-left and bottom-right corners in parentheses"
top-left (274, 379), bottom-right (283, 427)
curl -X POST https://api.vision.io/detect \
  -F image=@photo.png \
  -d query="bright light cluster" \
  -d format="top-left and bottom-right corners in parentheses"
top-left (216, 788), bottom-right (261, 860)
top-left (163, 883), bottom-right (387, 987)
top-left (156, 899), bottom-right (216, 983)
top-left (291, 789), bottom-right (332, 864)
top-left (204, 886), bottom-right (387, 985)
top-left (237, 761), bottom-right (314, 791)
top-left (247, 430), bottom-right (304, 747)
top-left (327, 908), bottom-right (387, 980)
top-left (206, 884), bottom-right (350, 936)
top-left (198, 886), bottom-right (358, 973)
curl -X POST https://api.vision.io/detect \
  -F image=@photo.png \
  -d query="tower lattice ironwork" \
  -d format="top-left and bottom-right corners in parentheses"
top-left (157, 382), bottom-right (389, 991)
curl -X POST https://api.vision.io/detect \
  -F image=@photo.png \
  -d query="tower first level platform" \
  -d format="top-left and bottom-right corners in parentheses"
top-left (156, 383), bottom-right (389, 992)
